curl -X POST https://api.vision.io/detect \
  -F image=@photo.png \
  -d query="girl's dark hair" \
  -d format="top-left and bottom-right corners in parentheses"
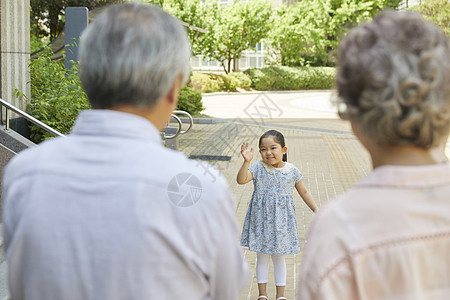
top-left (259, 130), bottom-right (287, 162)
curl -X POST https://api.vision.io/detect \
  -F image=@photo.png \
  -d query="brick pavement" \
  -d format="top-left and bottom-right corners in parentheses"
top-left (177, 117), bottom-right (372, 300)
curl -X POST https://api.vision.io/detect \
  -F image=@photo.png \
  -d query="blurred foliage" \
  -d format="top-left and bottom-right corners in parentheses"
top-left (149, 0), bottom-right (273, 73)
top-left (177, 86), bottom-right (204, 115)
top-left (30, 24), bottom-right (49, 53)
top-left (189, 67), bottom-right (334, 92)
top-left (159, 0), bottom-right (211, 56)
top-left (16, 47), bottom-right (90, 143)
top-left (31, 0), bottom-right (122, 39)
top-left (268, 0), bottom-right (402, 67)
top-left (244, 66), bottom-right (336, 90)
top-left (18, 47), bottom-right (204, 142)
top-left (411, 0), bottom-right (450, 36)
top-left (201, 0), bottom-right (273, 73)
top-left (189, 72), bottom-right (252, 93)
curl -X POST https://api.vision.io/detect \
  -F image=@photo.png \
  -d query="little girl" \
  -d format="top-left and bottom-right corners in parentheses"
top-left (237, 130), bottom-right (318, 300)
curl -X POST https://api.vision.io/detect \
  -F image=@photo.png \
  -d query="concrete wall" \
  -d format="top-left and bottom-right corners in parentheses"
top-left (0, 0), bottom-right (31, 111)
top-left (0, 144), bottom-right (15, 219)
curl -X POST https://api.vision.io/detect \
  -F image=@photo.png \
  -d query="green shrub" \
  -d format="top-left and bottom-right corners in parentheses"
top-left (189, 73), bottom-right (222, 93)
top-left (411, 0), bottom-right (450, 36)
top-left (189, 72), bottom-right (252, 93)
top-left (244, 66), bottom-right (336, 90)
top-left (17, 48), bottom-right (90, 143)
top-left (177, 85), bottom-right (204, 115)
top-left (218, 74), bottom-right (240, 92)
top-left (228, 72), bottom-right (252, 90)
top-left (30, 25), bottom-right (49, 53)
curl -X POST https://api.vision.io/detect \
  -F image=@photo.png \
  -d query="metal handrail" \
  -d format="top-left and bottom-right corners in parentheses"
top-left (165, 110), bottom-right (194, 139)
top-left (0, 98), bottom-right (64, 137)
top-left (0, 98), bottom-right (194, 141)
top-left (173, 110), bottom-right (194, 135)
top-left (165, 114), bottom-right (182, 140)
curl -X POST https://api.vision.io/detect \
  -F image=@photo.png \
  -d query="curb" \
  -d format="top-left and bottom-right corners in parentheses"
top-left (177, 117), bottom-right (229, 124)
top-left (201, 89), bottom-right (336, 97)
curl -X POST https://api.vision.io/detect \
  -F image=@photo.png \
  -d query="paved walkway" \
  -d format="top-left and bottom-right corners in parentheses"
top-left (177, 91), bottom-right (450, 299)
top-left (201, 90), bottom-right (338, 119)
top-left (175, 91), bottom-right (369, 299)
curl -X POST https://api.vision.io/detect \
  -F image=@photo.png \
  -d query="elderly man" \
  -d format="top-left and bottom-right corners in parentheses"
top-left (2, 3), bottom-right (248, 299)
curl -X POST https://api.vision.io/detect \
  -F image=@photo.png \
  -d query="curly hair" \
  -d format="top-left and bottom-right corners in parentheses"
top-left (336, 10), bottom-right (450, 148)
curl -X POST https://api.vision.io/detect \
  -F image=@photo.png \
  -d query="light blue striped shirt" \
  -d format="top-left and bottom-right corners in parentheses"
top-left (3, 109), bottom-right (248, 300)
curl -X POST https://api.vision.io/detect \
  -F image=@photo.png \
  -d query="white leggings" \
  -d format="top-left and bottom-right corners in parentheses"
top-left (256, 253), bottom-right (286, 286)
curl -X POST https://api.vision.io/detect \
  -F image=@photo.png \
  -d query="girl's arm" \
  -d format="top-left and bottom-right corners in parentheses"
top-left (236, 142), bottom-right (254, 185)
top-left (295, 180), bottom-right (318, 212)
top-left (236, 161), bottom-right (253, 184)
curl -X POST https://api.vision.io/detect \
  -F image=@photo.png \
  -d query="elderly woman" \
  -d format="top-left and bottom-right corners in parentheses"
top-left (298, 10), bottom-right (450, 300)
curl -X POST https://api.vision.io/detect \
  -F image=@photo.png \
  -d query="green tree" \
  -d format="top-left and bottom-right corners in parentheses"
top-left (30, 24), bottom-right (49, 53)
top-left (269, 0), bottom-right (402, 67)
top-left (268, 1), bottom-right (329, 66)
top-left (327, 0), bottom-right (387, 55)
top-left (411, 0), bottom-right (450, 36)
top-left (202, 0), bottom-right (273, 73)
top-left (31, 0), bottom-right (122, 39)
top-left (329, 0), bottom-right (402, 11)
top-left (159, 0), bottom-right (211, 56)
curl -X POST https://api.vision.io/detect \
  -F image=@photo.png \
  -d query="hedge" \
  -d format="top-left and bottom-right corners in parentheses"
top-left (189, 72), bottom-right (252, 93)
top-left (244, 66), bottom-right (336, 90)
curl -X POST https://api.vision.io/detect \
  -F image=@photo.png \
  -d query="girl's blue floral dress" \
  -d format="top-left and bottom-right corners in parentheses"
top-left (241, 160), bottom-right (302, 255)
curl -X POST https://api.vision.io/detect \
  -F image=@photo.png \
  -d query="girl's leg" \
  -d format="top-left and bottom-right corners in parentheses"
top-left (258, 283), bottom-right (268, 299)
top-left (271, 255), bottom-right (286, 299)
top-left (256, 253), bottom-right (270, 298)
top-left (275, 286), bottom-right (285, 299)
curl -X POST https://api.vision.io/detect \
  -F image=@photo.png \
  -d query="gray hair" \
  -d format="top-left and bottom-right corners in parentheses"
top-left (79, 3), bottom-right (191, 109)
top-left (336, 10), bottom-right (450, 148)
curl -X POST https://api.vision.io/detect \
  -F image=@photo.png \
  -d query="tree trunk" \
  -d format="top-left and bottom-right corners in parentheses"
top-left (233, 56), bottom-right (239, 72)
top-left (221, 61), bottom-right (228, 74)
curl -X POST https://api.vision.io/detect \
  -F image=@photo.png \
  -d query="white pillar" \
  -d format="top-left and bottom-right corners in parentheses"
top-left (0, 0), bottom-right (31, 111)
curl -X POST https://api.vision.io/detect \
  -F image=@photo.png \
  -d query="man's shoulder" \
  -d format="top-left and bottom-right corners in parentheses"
top-left (4, 137), bottom-right (64, 180)
top-left (162, 149), bottom-right (225, 182)
top-left (158, 150), bottom-right (235, 217)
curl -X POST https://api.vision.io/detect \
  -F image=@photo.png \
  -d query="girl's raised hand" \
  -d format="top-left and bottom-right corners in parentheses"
top-left (241, 142), bottom-right (254, 162)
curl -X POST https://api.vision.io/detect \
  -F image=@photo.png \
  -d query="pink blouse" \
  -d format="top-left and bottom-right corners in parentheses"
top-left (298, 163), bottom-right (450, 300)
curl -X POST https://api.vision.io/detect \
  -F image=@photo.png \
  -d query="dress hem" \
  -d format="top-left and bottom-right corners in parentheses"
top-left (241, 245), bottom-right (300, 256)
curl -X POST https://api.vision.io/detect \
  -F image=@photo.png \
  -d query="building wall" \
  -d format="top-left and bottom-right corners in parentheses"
top-left (0, 0), bottom-right (30, 111)
top-left (191, 49), bottom-right (267, 72)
